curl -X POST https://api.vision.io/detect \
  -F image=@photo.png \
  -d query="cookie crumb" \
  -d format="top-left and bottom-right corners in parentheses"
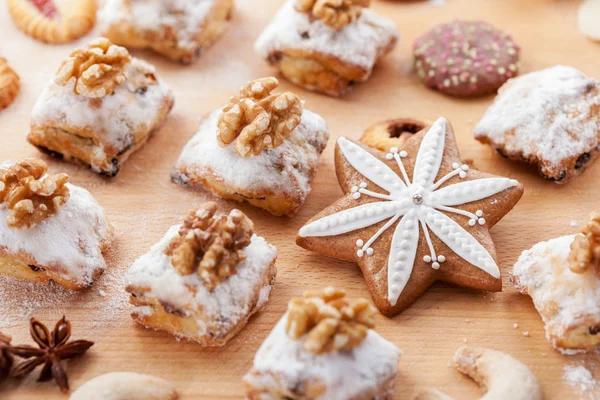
top-left (563, 365), bottom-right (596, 395)
top-left (522, 331), bottom-right (530, 337)
top-left (571, 219), bottom-right (580, 228)
top-left (465, 318), bottom-right (470, 323)
top-left (463, 338), bottom-right (468, 343)
top-left (513, 323), bottom-right (519, 329)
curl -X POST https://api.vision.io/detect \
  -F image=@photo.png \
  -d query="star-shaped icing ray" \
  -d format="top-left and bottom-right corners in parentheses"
top-left (296, 117), bottom-right (524, 317)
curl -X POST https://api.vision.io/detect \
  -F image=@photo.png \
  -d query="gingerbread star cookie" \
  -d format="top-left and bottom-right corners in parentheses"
top-left (7, 0), bottom-right (96, 44)
top-left (297, 117), bottom-right (524, 317)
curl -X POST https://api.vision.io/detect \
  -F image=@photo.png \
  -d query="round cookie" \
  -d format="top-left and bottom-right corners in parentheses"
top-left (359, 118), bottom-right (430, 152)
top-left (0, 58), bottom-right (20, 111)
top-left (413, 20), bottom-right (520, 97)
top-left (7, 0), bottom-right (96, 44)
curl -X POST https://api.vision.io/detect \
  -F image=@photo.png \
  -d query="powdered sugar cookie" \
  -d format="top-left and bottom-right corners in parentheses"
top-left (99, 0), bottom-right (234, 64)
top-left (243, 287), bottom-right (402, 399)
top-left (511, 212), bottom-right (600, 354)
top-left (255, 0), bottom-right (399, 97)
top-left (125, 202), bottom-right (277, 346)
top-left (475, 65), bottom-right (600, 183)
top-left (7, 0), bottom-right (96, 44)
top-left (172, 77), bottom-right (329, 217)
top-left (0, 58), bottom-right (19, 111)
top-left (359, 118), bottom-right (430, 152)
top-left (0, 159), bottom-right (113, 290)
top-left (413, 20), bottom-right (520, 97)
top-left (297, 117), bottom-right (524, 317)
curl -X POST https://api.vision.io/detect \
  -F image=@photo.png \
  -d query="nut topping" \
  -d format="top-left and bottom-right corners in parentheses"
top-left (295, 0), bottom-right (371, 30)
top-left (286, 287), bottom-right (376, 354)
top-left (165, 202), bottom-right (254, 289)
top-left (55, 38), bottom-right (131, 98)
top-left (217, 77), bottom-right (303, 158)
top-left (0, 159), bottom-right (70, 229)
top-left (569, 211), bottom-right (600, 274)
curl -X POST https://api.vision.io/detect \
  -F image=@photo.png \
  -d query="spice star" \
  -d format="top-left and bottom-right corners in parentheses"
top-left (297, 117), bottom-right (524, 316)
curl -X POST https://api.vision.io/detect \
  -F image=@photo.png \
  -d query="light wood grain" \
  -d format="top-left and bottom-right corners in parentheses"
top-left (1, 0), bottom-right (599, 399)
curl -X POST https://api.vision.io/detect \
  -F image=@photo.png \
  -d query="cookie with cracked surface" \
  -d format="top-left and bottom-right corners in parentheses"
top-left (475, 65), bottom-right (600, 184)
top-left (297, 117), bottom-right (523, 317)
top-left (7, 0), bottom-right (96, 43)
top-left (413, 20), bottom-right (520, 97)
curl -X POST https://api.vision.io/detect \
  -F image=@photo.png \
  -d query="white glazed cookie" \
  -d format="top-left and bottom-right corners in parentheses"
top-left (70, 372), bottom-right (178, 400)
top-left (297, 117), bottom-right (524, 317)
top-left (511, 234), bottom-right (600, 353)
top-left (99, 0), bottom-right (233, 64)
top-left (0, 159), bottom-right (113, 290)
top-left (28, 38), bottom-right (174, 177)
top-left (254, 0), bottom-right (399, 97)
top-left (474, 65), bottom-right (600, 183)
top-left (172, 78), bottom-right (329, 217)
top-left (243, 288), bottom-right (402, 400)
top-left (417, 346), bottom-right (543, 400)
top-left (125, 203), bottom-right (277, 346)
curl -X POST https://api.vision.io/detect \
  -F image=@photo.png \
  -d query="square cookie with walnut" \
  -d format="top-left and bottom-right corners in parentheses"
top-left (125, 202), bottom-right (277, 346)
top-left (28, 38), bottom-right (174, 177)
top-left (0, 159), bottom-right (113, 290)
top-left (172, 77), bottom-right (329, 216)
top-left (99, 0), bottom-right (233, 64)
top-left (255, 0), bottom-right (399, 97)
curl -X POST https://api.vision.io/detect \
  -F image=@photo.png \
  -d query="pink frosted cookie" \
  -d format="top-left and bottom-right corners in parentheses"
top-left (413, 20), bottom-right (520, 97)
top-left (475, 65), bottom-right (600, 183)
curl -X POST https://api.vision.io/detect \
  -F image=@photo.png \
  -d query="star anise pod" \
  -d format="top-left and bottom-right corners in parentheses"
top-left (10, 316), bottom-right (94, 393)
top-left (0, 331), bottom-right (13, 385)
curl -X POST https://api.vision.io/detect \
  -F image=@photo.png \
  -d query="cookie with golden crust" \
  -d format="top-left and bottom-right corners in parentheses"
top-left (254, 0), bottom-right (399, 97)
top-left (0, 159), bottom-right (113, 290)
top-left (27, 38), bottom-right (174, 177)
top-left (297, 117), bottom-right (524, 317)
top-left (7, 0), bottom-right (96, 44)
top-left (124, 203), bottom-right (277, 346)
top-left (359, 118), bottom-right (430, 152)
top-left (100, 0), bottom-right (234, 64)
top-left (0, 58), bottom-right (19, 111)
top-left (172, 77), bottom-right (329, 217)
top-left (475, 65), bottom-right (600, 184)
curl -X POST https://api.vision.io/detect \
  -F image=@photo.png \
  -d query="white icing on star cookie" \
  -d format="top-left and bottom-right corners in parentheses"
top-left (299, 117), bottom-right (519, 306)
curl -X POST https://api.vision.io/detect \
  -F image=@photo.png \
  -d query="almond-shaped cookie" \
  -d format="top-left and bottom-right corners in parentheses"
top-left (297, 117), bottom-right (524, 317)
top-left (0, 58), bottom-right (20, 111)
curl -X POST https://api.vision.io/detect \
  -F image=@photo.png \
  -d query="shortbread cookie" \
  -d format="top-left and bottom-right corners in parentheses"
top-left (125, 202), bottom-right (277, 346)
top-left (413, 20), bottom-right (520, 97)
top-left (511, 214), bottom-right (600, 353)
top-left (28, 38), bottom-right (174, 177)
top-left (254, 0), bottom-right (399, 97)
top-left (70, 372), bottom-right (178, 400)
top-left (0, 58), bottom-right (20, 111)
top-left (0, 159), bottom-right (113, 290)
top-left (297, 117), bottom-right (524, 317)
top-left (243, 287), bottom-right (402, 399)
top-left (172, 77), bottom-right (329, 217)
top-left (418, 346), bottom-right (542, 400)
top-left (99, 0), bottom-right (234, 64)
top-left (359, 118), bottom-right (430, 152)
top-left (7, 0), bottom-right (96, 44)
top-left (475, 65), bottom-right (600, 183)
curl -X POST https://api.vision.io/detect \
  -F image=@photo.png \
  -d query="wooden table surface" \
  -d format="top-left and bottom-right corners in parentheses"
top-left (1, 0), bottom-right (599, 398)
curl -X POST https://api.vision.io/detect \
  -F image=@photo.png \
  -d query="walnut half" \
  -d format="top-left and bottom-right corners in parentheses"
top-left (295, 0), bottom-right (371, 30)
top-left (165, 202), bottom-right (254, 290)
top-left (569, 211), bottom-right (600, 274)
top-left (286, 287), bottom-right (376, 354)
top-left (0, 159), bottom-right (70, 229)
top-left (55, 38), bottom-right (131, 98)
top-left (217, 77), bottom-right (303, 158)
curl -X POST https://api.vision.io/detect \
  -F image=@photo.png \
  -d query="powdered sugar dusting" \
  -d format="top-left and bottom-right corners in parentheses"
top-left (254, 0), bottom-right (399, 71)
top-left (246, 315), bottom-right (401, 399)
top-left (173, 108), bottom-right (329, 198)
top-left (124, 225), bottom-right (277, 333)
top-left (512, 234), bottom-right (600, 353)
top-left (475, 65), bottom-right (600, 168)
top-left (564, 365), bottom-right (598, 398)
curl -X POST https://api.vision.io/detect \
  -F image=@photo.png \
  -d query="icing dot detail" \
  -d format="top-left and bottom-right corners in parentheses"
top-left (366, 248), bottom-right (374, 256)
top-left (432, 262), bottom-right (441, 269)
top-left (356, 239), bottom-right (364, 247)
top-left (423, 255), bottom-right (432, 263)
